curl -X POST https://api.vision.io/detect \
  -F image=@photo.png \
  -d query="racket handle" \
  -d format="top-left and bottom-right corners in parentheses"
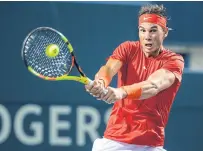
top-left (87, 79), bottom-right (94, 85)
top-left (87, 79), bottom-right (108, 95)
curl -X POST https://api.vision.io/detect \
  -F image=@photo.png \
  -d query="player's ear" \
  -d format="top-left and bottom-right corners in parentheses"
top-left (164, 28), bottom-right (168, 38)
top-left (165, 32), bottom-right (168, 38)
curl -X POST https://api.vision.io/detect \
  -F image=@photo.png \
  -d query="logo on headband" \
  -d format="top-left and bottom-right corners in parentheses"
top-left (143, 17), bottom-right (152, 21)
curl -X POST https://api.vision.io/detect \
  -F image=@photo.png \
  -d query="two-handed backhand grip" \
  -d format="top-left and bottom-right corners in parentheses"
top-left (87, 79), bottom-right (108, 95)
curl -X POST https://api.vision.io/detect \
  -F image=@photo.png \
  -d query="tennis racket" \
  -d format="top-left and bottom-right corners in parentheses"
top-left (21, 27), bottom-right (107, 94)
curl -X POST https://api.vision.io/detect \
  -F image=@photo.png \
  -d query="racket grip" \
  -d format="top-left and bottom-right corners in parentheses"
top-left (87, 79), bottom-right (108, 95)
top-left (87, 79), bottom-right (94, 85)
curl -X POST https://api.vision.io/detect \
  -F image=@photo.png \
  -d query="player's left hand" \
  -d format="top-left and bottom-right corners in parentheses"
top-left (97, 87), bottom-right (127, 104)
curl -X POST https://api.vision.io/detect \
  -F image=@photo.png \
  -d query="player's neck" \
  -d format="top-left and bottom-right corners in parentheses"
top-left (144, 46), bottom-right (163, 58)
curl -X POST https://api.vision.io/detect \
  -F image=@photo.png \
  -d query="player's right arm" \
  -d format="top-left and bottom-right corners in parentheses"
top-left (85, 41), bottom-right (133, 98)
top-left (95, 58), bottom-right (123, 86)
top-left (85, 58), bottom-right (122, 96)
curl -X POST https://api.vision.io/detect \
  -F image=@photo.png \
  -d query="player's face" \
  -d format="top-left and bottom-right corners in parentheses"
top-left (139, 23), bottom-right (167, 56)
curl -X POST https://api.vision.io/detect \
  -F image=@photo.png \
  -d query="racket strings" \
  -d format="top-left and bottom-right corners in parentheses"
top-left (23, 29), bottom-right (72, 77)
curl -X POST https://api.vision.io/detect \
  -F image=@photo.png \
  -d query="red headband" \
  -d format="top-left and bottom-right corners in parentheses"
top-left (139, 14), bottom-right (167, 29)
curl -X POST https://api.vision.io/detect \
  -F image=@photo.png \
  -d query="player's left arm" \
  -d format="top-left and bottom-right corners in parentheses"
top-left (100, 56), bottom-right (184, 103)
top-left (130, 69), bottom-right (177, 100)
top-left (122, 56), bottom-right (184, 100)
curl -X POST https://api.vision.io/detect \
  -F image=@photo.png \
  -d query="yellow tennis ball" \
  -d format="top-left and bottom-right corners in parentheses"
top-left (45, 44), bottom-right (59, 58)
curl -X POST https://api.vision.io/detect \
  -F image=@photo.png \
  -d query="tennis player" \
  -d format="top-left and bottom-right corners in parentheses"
top-left (85, 4), bottom-right (184, 151)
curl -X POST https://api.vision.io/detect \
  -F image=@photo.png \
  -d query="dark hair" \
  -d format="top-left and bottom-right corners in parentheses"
top-left (138, 4), bottom-right (168, 20)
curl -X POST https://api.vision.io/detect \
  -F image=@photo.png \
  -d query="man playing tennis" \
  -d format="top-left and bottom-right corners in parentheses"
top-left (85, 4), bottom-right (184, 151)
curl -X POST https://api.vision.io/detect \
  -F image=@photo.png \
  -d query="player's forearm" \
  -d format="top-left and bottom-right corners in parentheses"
top-left (139, 80), bottom-right (159, 99)
top-left (95, 65), bottom-right (114, 87)
top-left (95, 59), bottom-right (122, 87)
top-left (121, 80), bottom-right (159, 100)
top-left (121, 69), bottom-right (176, 100)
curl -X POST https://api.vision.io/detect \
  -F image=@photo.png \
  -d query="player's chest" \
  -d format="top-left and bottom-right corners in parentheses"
top-left (127, 57), bottom-right (164, 81)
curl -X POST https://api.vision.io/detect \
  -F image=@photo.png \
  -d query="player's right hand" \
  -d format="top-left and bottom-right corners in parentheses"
top-left (85, 79), bottom-right (106, 98)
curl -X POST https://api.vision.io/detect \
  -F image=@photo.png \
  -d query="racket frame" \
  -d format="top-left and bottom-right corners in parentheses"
top-left (22, 27), bottom-right (91, 85)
